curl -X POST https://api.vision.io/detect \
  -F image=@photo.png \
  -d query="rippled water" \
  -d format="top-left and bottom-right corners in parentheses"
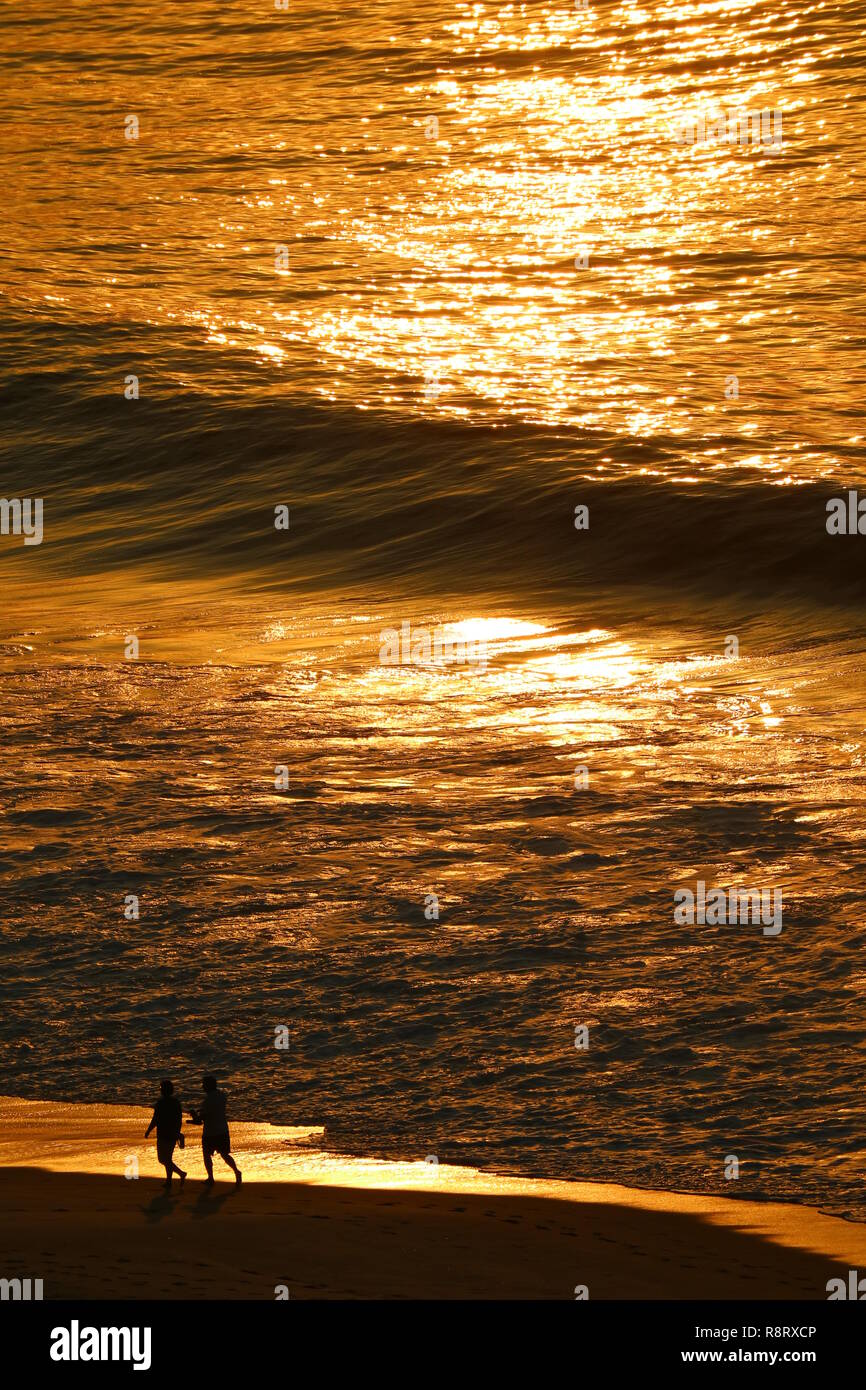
top-left (4, 0), bottom-right (866, 467)
top-left (1, 0), bottom-right (866, 1218)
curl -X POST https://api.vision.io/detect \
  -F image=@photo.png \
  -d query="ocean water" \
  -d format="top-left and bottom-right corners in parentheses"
top-left (2, 0), bottom-right (866, 1218)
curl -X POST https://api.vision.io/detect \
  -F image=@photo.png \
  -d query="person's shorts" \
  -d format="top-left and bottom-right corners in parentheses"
top-left (156, 1137), bottom-right (178, 1165)
top-left (202, 1131), bottom-right (231, 1158)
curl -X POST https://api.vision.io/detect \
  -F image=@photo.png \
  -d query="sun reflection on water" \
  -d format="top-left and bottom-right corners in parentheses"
top-left (3, 1), bottom-right (861, 480)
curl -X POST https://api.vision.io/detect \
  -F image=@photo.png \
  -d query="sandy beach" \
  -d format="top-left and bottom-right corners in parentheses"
top-left (1, 1097), bottom-right (863, 1300)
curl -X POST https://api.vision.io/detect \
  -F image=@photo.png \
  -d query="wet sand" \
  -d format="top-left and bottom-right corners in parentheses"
top-left (1, 1097), bottom-right (863, 1300)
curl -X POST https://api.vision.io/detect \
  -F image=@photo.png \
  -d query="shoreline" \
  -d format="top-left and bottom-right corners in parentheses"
top-left (1, 1096), bottom-right (864, 1299)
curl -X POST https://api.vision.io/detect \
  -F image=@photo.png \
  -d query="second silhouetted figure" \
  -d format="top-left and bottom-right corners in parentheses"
top-left (187, 1075), bottom-right (242, 1188)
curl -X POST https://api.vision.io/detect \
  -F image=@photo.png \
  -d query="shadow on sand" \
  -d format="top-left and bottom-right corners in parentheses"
top-left (1, 1167), bottom-right (862, 1299)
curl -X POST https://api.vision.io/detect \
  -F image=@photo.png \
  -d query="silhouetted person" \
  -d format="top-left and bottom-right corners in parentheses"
top-left (187, 1075), bottom-right (242, 1187)
top-left (145, 1078), bottom-right (187, 1190)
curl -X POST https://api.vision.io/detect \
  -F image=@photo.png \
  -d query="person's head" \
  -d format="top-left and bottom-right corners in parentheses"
top-left (160, 1078), bottom-right (174, 1098)
top-left (202, 1075), bottom-right (217, 1093)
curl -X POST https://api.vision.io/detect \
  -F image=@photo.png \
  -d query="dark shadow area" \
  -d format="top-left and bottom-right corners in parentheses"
top-left (190, 1186), bottom-right (235, 1220)
top-left (140, 1190), bottom-right (181, 1225)
top-left (0, 1166), bottom-right (860, 1300)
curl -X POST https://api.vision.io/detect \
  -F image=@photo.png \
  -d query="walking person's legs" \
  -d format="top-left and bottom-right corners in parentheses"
top-left (158, 1139), bottom-right (185, 1189)
top-left (213, 1135), bottom-right (242, 1184)
top-left (220, 1150), bottom-right (242, 1184)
